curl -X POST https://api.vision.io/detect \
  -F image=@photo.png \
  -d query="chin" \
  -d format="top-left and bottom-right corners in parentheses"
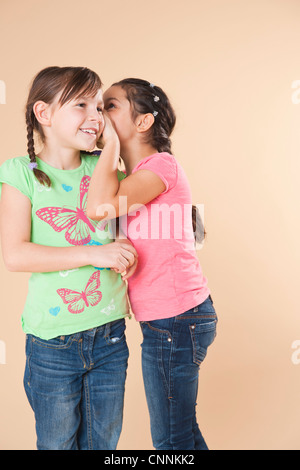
top-left (83, 145), bottom-right (96, 152)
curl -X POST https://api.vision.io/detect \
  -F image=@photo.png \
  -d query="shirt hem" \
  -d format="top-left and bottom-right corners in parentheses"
top-left (131, 289), bottom-right (211, 322)
top-left (22, 311), bottom-right (130, 341)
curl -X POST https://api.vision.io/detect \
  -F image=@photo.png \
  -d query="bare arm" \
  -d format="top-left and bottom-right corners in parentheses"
top-left (86, 115), bottom-right (166, 221)
top-left (0, 184), bottom-right (137, 273)
top-left (113, 218), bottom-right (138, 280)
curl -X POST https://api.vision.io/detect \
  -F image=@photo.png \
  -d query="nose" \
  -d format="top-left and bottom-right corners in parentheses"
top-left (88, 108), bottom-right (102, 122)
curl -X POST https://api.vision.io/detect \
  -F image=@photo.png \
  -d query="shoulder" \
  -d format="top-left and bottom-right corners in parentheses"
top-left (0, 155), bottom-right (31, 171)
top-left (0, 156), bottom-right (34, 200)
top-left (134, 152), bottom-right (176, 169)
top-left (133, 152), bottom-right (177, 193)
top-left (0, 155), bottom-right (34, 181)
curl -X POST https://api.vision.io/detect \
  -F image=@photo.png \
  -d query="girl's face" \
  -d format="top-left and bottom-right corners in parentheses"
top-left (103, 86), bottom-right (137, 146)
top-left (47, 89), bottom-right (105, 151)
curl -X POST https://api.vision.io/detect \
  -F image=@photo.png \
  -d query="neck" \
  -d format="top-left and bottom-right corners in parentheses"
top-left (121, 141), bottom-right (158, 176)
top-left (37, 145), bottom-right (82, 170)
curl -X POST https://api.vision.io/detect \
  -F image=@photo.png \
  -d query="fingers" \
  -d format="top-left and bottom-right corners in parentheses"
top-left (121, 259), bottom-right (138, 281)
top-left (117, 241), bottom-right (138, 258)
top-left (120, 246), bottom-right (135, 266)
top-left (97, 112), bottom-right (116, 148)
top-left (113, 247), bottom-right (138, 276)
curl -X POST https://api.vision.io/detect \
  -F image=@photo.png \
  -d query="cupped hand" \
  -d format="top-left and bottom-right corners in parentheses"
top-left (97, 111), bottom-right (119, 148)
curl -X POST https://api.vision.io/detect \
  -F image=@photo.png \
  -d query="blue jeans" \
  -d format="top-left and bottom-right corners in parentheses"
top-left (24, 319), bottom-right (129, 450)
top-left (140, 295), bottom-right (217, 450)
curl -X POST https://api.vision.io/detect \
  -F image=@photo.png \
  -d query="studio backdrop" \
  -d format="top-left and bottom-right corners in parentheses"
top-left (0, 0), bottom-right (299, 450)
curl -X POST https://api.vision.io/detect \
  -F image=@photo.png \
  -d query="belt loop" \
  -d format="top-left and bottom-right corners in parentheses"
top-left (104, 322), bottom-right (111, 339)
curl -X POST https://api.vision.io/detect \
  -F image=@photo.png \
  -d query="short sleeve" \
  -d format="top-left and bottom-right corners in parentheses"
top-left (0, 157), bottom-right (33, 201)
top-left (132, 153), bottom-right (177, 194)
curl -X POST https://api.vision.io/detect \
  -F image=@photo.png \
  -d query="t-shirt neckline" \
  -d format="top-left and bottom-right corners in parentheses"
top-left (35, 154), bottom-right (86, 173)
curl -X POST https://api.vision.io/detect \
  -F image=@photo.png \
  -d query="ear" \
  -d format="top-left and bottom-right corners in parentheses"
top-left (135, 113), bottom-right (155, 133)
top-left (32, 101), bottom-right (52, 127)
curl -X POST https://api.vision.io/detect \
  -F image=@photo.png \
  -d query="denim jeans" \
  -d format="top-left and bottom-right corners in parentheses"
top-left (24, 319), bottom-right (129, 450)
top-left (140, 295), bottom-right (217, 450)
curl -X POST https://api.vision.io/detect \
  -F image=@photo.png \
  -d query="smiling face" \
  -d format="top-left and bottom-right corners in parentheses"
top-left (47, 89), bottom-right (105, 152)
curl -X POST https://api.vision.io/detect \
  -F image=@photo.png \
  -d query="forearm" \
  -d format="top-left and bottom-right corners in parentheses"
top-left (4, 242), bottom-right (92, 273)
top-left (87, 140), bottom-right (120, 220)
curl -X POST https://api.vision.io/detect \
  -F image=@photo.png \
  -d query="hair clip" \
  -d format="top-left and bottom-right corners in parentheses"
top-left (28, 161), bottom-right (38, 170)
top-left (153, 111), bottom-right (158, 117)
top-left (149, 83), bottom-right (155, 88)
top-left (153, 96), bottom-right (160, 102)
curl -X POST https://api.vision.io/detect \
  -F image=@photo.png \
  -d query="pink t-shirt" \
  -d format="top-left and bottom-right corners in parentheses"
top-left (119, 152), bottom-right (210, 321)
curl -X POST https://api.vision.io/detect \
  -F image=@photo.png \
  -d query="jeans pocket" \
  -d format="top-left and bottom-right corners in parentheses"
top-left (189, 319), bottom-right (217, 366)
top-left (105, 319), bottom-right (126, 345)
top-left (30, 333), bottom-right (75, 350)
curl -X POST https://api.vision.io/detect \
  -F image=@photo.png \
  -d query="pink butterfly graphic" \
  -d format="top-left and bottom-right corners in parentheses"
top-left (57, 271), bottom-right (102, 314)
top-left (36, 176), bottom-right (96, 246)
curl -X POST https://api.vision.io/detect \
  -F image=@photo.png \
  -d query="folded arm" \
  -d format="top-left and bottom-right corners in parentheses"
top-left (0, 184), bottom-right (137, 274)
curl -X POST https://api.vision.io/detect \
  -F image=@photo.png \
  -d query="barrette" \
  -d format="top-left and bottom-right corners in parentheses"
top-left (153, 96), bottom-right (160, 102)
top-left (149, 83), bottom-right (155, 88)
top-left (28, 161), bottom-right (38, 170)
top-left (153, 111), bottom-right (158, 117)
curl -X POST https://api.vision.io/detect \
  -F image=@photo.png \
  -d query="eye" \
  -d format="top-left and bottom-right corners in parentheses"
top-left (105, 102), bottom-right (116, 110)
top-left (76, 102), bottom-right (86, 108)
top-left (97, 107), bottom-right (103, 113)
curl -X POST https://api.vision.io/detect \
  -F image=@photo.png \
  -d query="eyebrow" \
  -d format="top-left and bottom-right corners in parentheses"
top-left (74, 95), bottom-right (104, 104)
top-left (105, 97), bottom-right (120, 102)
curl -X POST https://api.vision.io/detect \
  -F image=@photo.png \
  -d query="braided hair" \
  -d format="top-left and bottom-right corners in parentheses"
top-left (25, 66), bottom-right (102, 187)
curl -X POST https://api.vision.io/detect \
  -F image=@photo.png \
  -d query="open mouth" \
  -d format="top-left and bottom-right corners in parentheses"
top-left (80, 128), bottom-right (98, 137)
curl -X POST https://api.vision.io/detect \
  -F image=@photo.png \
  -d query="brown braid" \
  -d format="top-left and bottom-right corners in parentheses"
top-left (192, 205), bottom-right (206, 244)
top-left (25, 107), bottom-right (51, 187)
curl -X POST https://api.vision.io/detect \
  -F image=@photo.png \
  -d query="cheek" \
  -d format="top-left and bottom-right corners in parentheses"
top-left (53, 112), bottom-right (78, 133)
top-left (113, 115), bottom-right (134, 140)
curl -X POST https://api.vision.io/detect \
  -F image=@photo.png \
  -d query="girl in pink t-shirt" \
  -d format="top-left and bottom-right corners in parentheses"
top-left (87, 78), bottom-right (217, 450)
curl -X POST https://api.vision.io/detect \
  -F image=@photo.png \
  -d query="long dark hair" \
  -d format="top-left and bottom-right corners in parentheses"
top-left (112, 78), bottom-right (206, 242)
top-left (25, 66), bottom-right (102, 187)
top-left (112, 78), bottom-right (176, 154)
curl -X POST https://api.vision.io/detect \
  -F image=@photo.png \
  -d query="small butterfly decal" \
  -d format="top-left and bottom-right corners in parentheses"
top-left (59, 268), bottom-right (79, 278)
top-left (101, 299), bottom-right (116, 316)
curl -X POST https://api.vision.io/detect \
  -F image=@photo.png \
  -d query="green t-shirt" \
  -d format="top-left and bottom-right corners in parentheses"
top-left (0, 153), bottom-right (130, 340)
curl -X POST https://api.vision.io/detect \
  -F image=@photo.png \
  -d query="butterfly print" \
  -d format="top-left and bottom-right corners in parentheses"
top-left (101, 299), bottom-right (116, 316)
top-left (57, 271), bottom-right (102, 314)
top-left (36, 176), bottom-right (96, 246)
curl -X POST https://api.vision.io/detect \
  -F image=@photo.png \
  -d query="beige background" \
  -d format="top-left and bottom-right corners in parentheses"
top-left (0, 0), bottom-right (300, 450)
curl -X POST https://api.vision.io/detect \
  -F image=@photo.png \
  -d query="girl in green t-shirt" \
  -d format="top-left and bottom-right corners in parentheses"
top-left (0, 66), bottom-right (138, 450)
